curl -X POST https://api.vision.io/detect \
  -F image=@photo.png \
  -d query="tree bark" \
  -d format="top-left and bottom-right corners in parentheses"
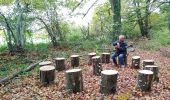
top-left (144, 0), bottom-right (150, 37)
top-left (131, 56), bottom-right (140, 69)
top-left (109, 0), bottom-right (121, 38)
top-left (65, 69), bottom-right (83, 93)
top-left (54, 58), bottom-right (65, 71)
top-left (101, 53), bottom-right (110, 63)
top-left (88, 52), bottom-right (96, 65)
top-left (39, 65), bottom-right (55, 84)
top-left (100, 70), bottom-right (118, 94)
top-left (142, 59), bottom-right (154, 68)
top-left (138, 70), bottom-right (153, 91)
top-left (71, 55), bottom-right (80, 67)
top-left (39, 61), bottom-right (53, 67)
top-left (145, 65), bottom-right (159, 82)
top-left (92, 56), bottom-right (102, 75)
top-left (168, 2), bottom-right (170, 31)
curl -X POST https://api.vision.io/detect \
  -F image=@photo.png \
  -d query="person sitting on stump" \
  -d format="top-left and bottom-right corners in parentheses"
top-left (112, 35), bottom-right (127, 68)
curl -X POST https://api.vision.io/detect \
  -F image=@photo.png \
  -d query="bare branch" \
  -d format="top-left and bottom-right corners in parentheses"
top-left (83, 0), bottom-right (99, 18)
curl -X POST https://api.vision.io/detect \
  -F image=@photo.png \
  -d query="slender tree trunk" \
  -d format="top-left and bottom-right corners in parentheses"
top-left (168, 2), bottom-right (170, 31)
top-left (144, 0), bottom-right (150, 37)
top-left (134, 0), bottom-right (145, 37)
top-left (109, 0), bottom-right (121, 38)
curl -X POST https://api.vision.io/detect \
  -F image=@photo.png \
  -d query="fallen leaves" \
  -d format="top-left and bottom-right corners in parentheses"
top-left (0, 48), bottom-right (170, 99)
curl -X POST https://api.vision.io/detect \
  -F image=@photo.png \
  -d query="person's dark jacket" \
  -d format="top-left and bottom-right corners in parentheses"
top-left (113, 41), bottom-right (127, 54)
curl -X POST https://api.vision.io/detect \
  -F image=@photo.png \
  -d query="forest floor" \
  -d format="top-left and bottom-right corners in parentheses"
top-left (0, 45), bottom-right (170, 99)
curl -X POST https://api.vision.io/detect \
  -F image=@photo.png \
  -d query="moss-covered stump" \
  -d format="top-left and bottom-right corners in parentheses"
top-left (39, 61), bottom-right (53, 67)
top-left (142, 59), bottom-right (154, 68)
top-left (132, 56), bottom-right (140, 69)
top-left (54, 57), bottom-right (65, 71)
top-left (65, 69), bottom-right (83, 93)
top-left (101, 53), bottom-right (110, 63)
top-left (100, 70), bottom-right (118, 94)
top-left (145, 65), bottom-right (159, 82)
top-left (138, 70), bottom-right (153, 91)
top-left (92, 56), bottom-right (102, 75)
top-left (88, 52), bottom-right (96, 65)
top-left (71, 55), bottom-right (80, 67)
top-left (39, 65), bottom-right (55, 84)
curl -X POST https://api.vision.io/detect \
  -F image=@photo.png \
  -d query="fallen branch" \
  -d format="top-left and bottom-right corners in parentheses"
top-left (0, 60), bottom-right (43, 84)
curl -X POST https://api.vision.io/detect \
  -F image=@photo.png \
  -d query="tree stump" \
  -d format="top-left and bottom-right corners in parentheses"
top-left (101, 53), bottom-right (110, 63)
top-left (138, 70), bottom-right (153, 91)
top-left (145, 65), bottom-right (159, 82)
top-left (142, 59), bottom-right (154, 68)
top-left (39, 61), bottom-right (53, 67)
top-left (65, 69), bottom-right (83, 93)
top-left (39, 65), bottom-right (55, 84)
top-left (71, 55), bottom-right (80, 67)
top-left (92, 56), bottom-right (102, 75)
top-left (54, 57), bottom-right (65, 71)
top-left (88, 52), bottom-right (96, 65)
top-left (131, 56), bottom-right (140, 69)
top-left (100, 70), bottom-right (118, 94)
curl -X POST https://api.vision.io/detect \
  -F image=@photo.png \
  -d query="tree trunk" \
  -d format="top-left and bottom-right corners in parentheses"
top-left (109, 0), bottom-right (121, 38)
top-left (133, 0), bottom-right (148, 37)
top-left (65, 69), bottom-right (83, 93)
top-left (131, 56), bottom-right (140, 69)
top-left (101, 53), bottom-right (110, 63)
top-left (55, 58), bottom-right (65, 71)
top-left (92, 56), bottom-right (102, 75)
top-left (145, 65), bottom-right (159, 82)
top-left (144, 0), bottom-right (150, 37)
top-left (88, 52), bottom-right (96, 65)
top-left (168, 2), bottom-right (170, 31)
top-left (138, 70), bottom-right (153, 91)
top-left (142, 59), bottom-right (154, 68)
top-left (100, 70), bottom-right (118, 94)
top-left (71, 55), bottom-right (80, 67)
top-left (39, 65), bottom-right (55, 84)
top-left (39, 61), bottom-right (53, 67)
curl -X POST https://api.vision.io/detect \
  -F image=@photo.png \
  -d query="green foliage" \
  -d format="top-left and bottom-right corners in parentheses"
top-left (0, 45), bottom-right (7, 52)
top-left (0, 0), bottom-right (13, 5)
top-left (139, 28), bottom-right (170, 50)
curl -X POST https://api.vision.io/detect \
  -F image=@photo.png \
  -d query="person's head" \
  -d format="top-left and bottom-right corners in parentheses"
top-left (119, 35), bottom-right (125, 42)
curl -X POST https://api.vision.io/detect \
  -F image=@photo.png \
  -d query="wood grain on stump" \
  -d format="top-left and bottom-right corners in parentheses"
top-left (145, 65), bottom-right (159, 82)
top-left (65, 69), bottom-right (83, 93)
top-left (92, 56), bottom-right (102, 75)
top-left (142, 59), bottom-right (154, 68)
top-left (100, 70), bottom-right (118, 94)
top-left (71, 55), bottom-right (79, 67)
top-left (138, 70), bottom-right (153, 91)
top-left (54, 57), bottom-right (65, 71)
top-left (101, 53), bottom-right (110, 63)
top-left (39, 65), bottom-right (55, 84)
top-left (132, 56), bottom-right (140, 69)
top-left (88, 52), bottom-right (96, 65)
top-left (39, 61), bottom-right (53, 67)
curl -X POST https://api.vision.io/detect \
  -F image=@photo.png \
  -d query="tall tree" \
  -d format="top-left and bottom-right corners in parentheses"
top-left (109, 0), bottom-right (121, 39)
top-left (0, 0), bottom-right (31, 52)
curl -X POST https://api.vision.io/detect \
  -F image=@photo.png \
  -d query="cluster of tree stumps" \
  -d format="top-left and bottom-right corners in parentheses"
top-left (37, 52), bottom-right (160, 94)
top-left (131, 56), bottom-right (159, 91)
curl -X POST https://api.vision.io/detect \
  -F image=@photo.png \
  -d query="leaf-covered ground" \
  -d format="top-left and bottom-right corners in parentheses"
top-left (0, 48), bottom-right (170, 99)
